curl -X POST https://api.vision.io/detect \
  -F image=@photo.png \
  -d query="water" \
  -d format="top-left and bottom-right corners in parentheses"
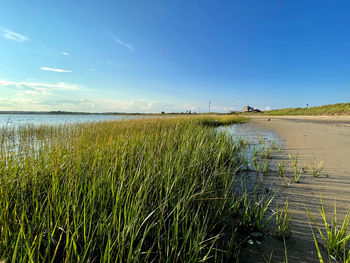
top-left (0, 114), bottom-right (143, 128)
top-left (0, 114), bottom-right (147, 157)
top-left (218, 122), bottom-right (283, 173)
top-left (218, 122), bottom-right (282, 146)
top-left (218, 123), bottom-right (285, 193)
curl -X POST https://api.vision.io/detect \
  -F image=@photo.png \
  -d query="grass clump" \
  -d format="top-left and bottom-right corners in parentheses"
top-left (310, 160), bottom-right (324, 177)
top-left (288, 154), bottom-right (302, 183)
top-left (274, 201), bottom-right (294, 240)
top-left (307, 199), bottom-right (350, 262)
top-left (199, 116), bottom-right (248, 127)
top-left (241, 193), bottom-right (274, 232)
top-left (0, 116), bottom-right (254, 262)
top-left (278, 162), bottom-right (284, 178)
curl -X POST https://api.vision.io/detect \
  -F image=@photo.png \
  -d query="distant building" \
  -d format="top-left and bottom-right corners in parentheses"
top-left (242, 106), bottom-right (261, 113)
top-left (242, 106), bottom-right (254, 112)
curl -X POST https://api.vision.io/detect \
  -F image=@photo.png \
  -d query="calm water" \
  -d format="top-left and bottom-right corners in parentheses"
top-left (218, 122), bottom-right (283, 163)
top-left (218, 122), bottom-right (282, 146)
top-left (0, 114), bottom-right (143, 128)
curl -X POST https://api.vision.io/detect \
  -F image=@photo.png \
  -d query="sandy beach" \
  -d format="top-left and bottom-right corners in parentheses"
top-left (252, 116), bottom-right (350, 204)
top-left (245, 116), bottom-right (350, 262)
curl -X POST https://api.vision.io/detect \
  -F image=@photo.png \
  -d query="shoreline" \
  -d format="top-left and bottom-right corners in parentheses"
top-left (246, 116), bottom-right (350, 262)
top-left (250, 114), bottom-right (350, 124)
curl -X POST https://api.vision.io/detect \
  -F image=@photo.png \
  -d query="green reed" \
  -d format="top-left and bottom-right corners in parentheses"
top-left (0, 116), bottom-right (255, 262)
top-left (274, 201), bottom-right (294, 240)
top-left (307, 199), bottom-right (350, 262)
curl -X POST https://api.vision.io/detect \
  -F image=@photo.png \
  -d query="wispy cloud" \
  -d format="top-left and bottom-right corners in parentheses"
top-left (110, 33), bottom-right (134, 52)
top-left (223, 106), bottom-right (238, 112)
top-left (40, 67), bottom-right (72, 73)
top-left (0, 78), bottom-right (208, 113)
top-left (0, 79), bottom-right (81, 91)
top-left (0, 27), bottom-right (29, 43)
top-left (61, 51), bottom-right (70, 56)
top-left (52, 98), bottom-right (173, 112)
top-left (0, 81), bottom-right (179, 112)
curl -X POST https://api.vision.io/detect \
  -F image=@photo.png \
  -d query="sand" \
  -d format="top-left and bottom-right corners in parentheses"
top-left (242, 116), bottom-right (350, 262)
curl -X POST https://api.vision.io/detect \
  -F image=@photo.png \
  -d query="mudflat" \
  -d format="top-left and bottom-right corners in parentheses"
top-left (248, 116), bottom-right (350, 262)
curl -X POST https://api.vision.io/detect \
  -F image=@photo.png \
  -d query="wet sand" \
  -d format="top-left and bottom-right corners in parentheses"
top-left (245, 116), bottom-right (350, 262)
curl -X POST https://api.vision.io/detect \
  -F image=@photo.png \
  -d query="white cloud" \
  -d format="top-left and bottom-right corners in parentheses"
top-left (0, 79), bottom-right (228, 113)
top-left (88, 99), bottom-right (178, 113)
top-left (24, 90), bottom-right (49, 96)
top-left (178, 104), bottom-right (197, 112)
top-left (265, 106), bottom-right (271, 111)
top-left (223, 106), bottom-right (238, 112)
top-left (0, 27), bottom-right (29, 43)
top-left (0, 98), bottom-right (43, 110)
top-left (110, 33), bottom-right (134, 52)
top-left (0, 96), bottom-right (174, 113)
top-left (0, 79), bottom-right (81, 91)
top-left (40, 67), bottom-right (72, 73)
top-left (61, 51), bottom-right (70, 56)
top-left (80, 98), bottom-right (155, 112)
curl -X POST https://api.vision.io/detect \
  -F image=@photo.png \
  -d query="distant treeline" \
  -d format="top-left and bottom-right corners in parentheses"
top-left (0, 111), bottom-right (230, 115)
top-left (262, 103), bottom-right (350, 116)
top-left (0, 111), bottom-right (146, 115)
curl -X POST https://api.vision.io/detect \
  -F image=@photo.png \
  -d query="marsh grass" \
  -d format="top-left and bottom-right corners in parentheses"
top-left (288, 154), bottom-right (302, 183)
top-left (307, 199), bottom-right (350, 262)
top-left (278, 162), bottom-right (284, 178)
top-left (0, 116), bottom-right (266, 262)
top-left (262, 161), bottom-right (269, 176)
top-left (260, 147), bottom-right (271, 160)
top-left (199, 116), bottom-right (248, 127)
top-left (253, 158), bottom-right (260, 174)
top-left (311, 160), bottom-right (324, 177)
top-left (293, 170), bottom-right (302, 184)
top-left (241, 193), bottom-right (275, 232)
top-left (274, 201), bottom-right (294, 240)
top-left (4, 115), bottom-right (340, 262)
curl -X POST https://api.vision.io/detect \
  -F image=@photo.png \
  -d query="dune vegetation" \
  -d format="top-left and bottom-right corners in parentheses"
top-left (261, 103), bottom-right (350, 116)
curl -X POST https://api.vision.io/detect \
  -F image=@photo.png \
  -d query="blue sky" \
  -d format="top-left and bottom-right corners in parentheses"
top-left (1, 0), bottom-right (350, 113)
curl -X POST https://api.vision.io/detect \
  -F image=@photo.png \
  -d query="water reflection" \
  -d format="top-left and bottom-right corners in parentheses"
top-left (0, 114), bottom-right (142, 128)
top-left (218, 122), bottom-right (282, 146)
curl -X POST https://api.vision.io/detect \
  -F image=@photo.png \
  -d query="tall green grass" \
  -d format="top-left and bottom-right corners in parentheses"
top-left (307, 199), bottom-right (350, 262)
top-left (0, 116), bottom-right (256, 262)
top-left (198, 116), bottom-right (248, 127)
